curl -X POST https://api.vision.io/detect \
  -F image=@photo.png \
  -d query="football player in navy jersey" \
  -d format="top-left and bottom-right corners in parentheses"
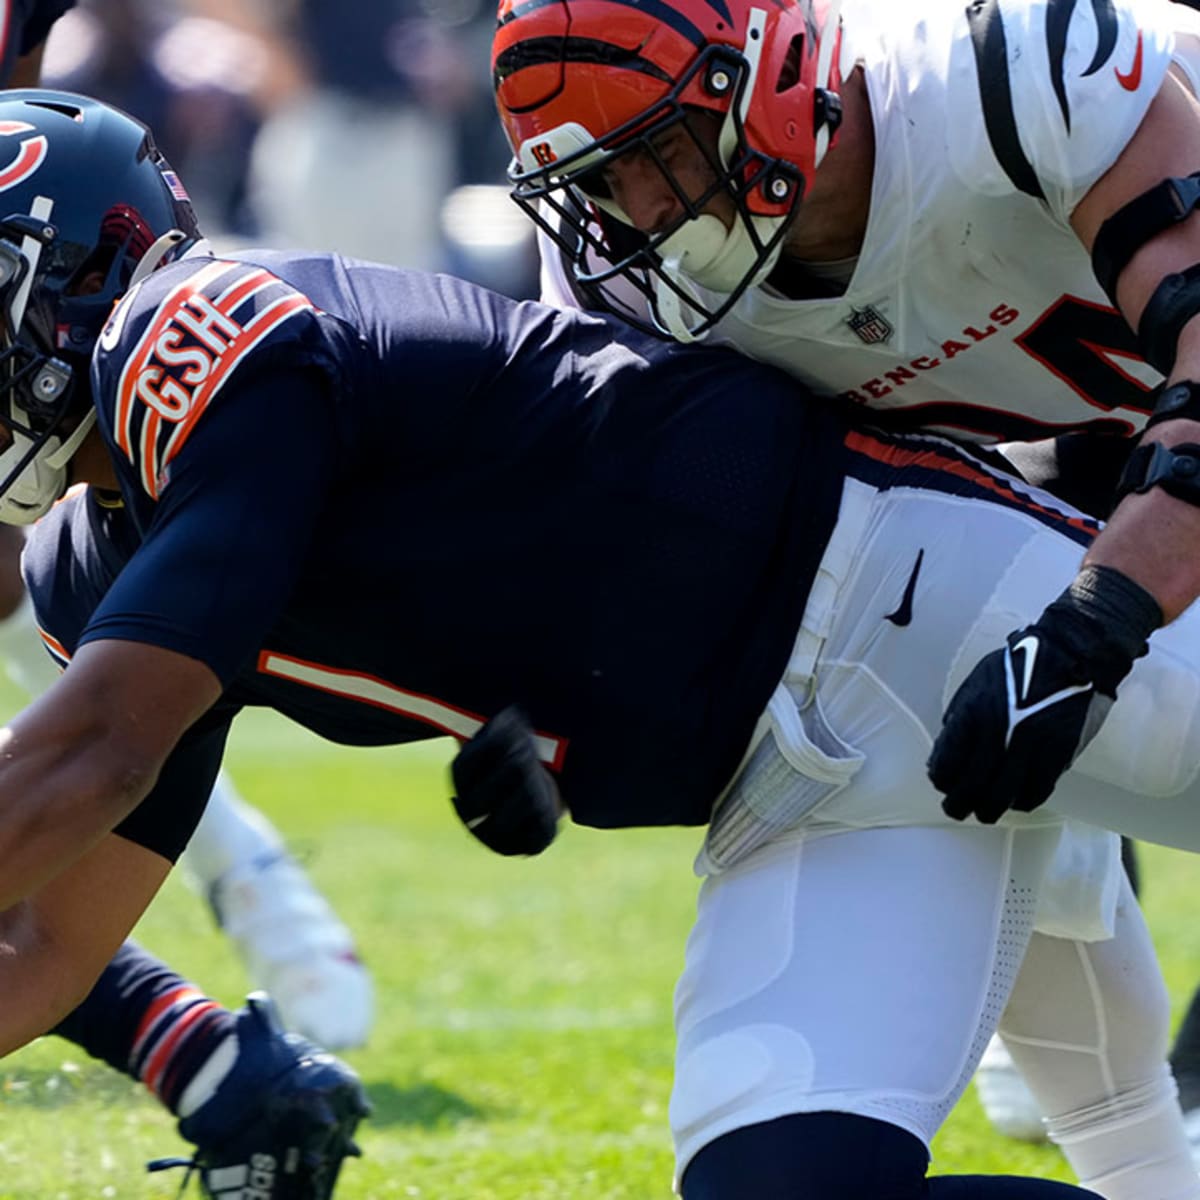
top-left (0, 9), bottom-right (372, 1200)
top-left (11, 90), bottom-right (1200, 1200)
top-left (0, 0), bottom-right (376, 1056)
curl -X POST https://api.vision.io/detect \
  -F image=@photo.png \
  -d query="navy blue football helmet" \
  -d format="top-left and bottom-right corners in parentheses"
top-left (0, 90), bottom-right (201, 522)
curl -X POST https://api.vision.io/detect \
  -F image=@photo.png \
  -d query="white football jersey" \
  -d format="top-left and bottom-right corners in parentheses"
top-left (540, 0), bottom-right (1200, 443)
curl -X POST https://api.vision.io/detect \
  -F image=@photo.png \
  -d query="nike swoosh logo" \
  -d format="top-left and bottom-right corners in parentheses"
top-left (884, 548), bottom-right (924, 627)
top-left (1009, 634), bottom-right (1040, 705)
top-left (1115, 31), bottom-right (1143, 91)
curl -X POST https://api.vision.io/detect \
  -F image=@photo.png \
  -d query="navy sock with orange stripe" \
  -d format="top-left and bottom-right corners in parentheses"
top-left (52, 939), bottom-right (236, 1115)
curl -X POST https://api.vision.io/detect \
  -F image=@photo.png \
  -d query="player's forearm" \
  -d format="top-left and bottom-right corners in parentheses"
top-left (1078, 306), bottom-right (1200, 622)
top-left (0, 722), bottom-right (155, 911)
top-left (1082, 412), bottom-right (1200, 623)
top-left (0, 900), bottom-right (95, 1056)
top-left (0, 640), bottom-right (222, 910)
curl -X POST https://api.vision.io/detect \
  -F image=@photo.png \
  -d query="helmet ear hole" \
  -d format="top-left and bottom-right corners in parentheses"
top-left (67, 245), bottom-right (117, 297)
top-left (775, 35), bottom-right (806, 94)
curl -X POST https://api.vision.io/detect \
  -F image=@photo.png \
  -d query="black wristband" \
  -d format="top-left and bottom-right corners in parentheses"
top-left (1046, 564), bottom-right (1163, 672)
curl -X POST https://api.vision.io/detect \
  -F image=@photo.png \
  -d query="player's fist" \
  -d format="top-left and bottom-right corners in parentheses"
top-left (929, 627), bottom-right (1113, 823)
top-left (929, 566), bottom-right (1160, 824)
top-left (451, 706), bottom-right (562, 856)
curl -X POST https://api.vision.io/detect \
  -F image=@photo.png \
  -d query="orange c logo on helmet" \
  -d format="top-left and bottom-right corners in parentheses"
top-left (0, 122), bottom-right (47, 193)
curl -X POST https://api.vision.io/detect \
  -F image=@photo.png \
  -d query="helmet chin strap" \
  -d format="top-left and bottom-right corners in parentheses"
top-left (652, 265), bottom-right (710, 344)
top-left (43, 407), bottom-right (96, 471)
top-left (813, 0), bottom-right (844, 168)
top-left (0, 193), bottom-right (63, 523)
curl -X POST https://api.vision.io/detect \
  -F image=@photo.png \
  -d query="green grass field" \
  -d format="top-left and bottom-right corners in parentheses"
top-left (0, 706), bottom-right (1196, 1198)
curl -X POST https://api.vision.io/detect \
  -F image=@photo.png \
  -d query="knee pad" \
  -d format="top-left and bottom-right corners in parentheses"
top-left (679, 1112), bottom-right (929, 1200)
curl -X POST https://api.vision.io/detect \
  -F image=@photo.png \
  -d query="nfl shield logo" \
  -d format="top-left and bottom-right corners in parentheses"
top-left (847, 305), bottom-right (893, 345)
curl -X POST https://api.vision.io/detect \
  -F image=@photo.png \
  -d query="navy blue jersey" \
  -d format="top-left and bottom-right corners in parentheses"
top-left (25, 251), bottom-right (847, 858)
top-left (1, 0), bottom-right (73, 80)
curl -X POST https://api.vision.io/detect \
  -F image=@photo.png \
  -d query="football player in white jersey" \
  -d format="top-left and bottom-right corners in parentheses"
top-left (493, 0), bottom-right (1200, 1187)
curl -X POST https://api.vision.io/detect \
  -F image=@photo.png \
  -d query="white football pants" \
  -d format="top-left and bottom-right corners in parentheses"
top-left (671, 465), bottom-right (1200, 1197)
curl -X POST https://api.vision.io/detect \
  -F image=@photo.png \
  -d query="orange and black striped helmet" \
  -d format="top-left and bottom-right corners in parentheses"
top-left (493, 0), bottom-right (843, 338)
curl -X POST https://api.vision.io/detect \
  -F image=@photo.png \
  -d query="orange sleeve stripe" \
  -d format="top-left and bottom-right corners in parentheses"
top-left (174, 291), bottom-right (313, 443)
top-left (140, 407), bottom-right (161, 497)
top-left (36, 627), bottom-right (70, 663)
top-left (115, 260), bottom-right (235, 460)
top-left (212, 267), bottom-right (276, 312)
top-left (152, 292), bottom-right (315, 490)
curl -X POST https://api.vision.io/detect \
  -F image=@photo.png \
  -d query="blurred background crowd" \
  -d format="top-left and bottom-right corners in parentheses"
top-left (38, 0), bottom-right (540, 299)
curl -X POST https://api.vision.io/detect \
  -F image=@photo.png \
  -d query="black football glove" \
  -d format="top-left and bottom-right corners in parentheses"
top-left (451, 706), bottom-right (562, 856)
top-left (929, 565), bottom-right (1161, 824)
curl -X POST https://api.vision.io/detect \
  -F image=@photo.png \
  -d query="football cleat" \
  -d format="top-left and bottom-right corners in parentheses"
top-left (209, 853), bottom-right (374, 1050)
top-left (149, 993), bottom-right (370, 1199)
top-left (973, 1034), bottom-right (1048, 1144)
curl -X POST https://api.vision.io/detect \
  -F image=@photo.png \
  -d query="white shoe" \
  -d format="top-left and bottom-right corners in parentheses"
top-left (974, 1034), bottom-right (1048, 1143)
top-left (210, 853), bottom-right (374, 1051)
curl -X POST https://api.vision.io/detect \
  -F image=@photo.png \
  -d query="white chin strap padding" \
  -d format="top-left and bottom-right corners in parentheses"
top-left (0, 399), bottom-right (95, 527)
top-left (44, 407), bottom-right (95, 471)
top-left (0, 429), bottom-right (66, 525)
top-left (130, 229), bottom-right (187, 288)
top-left (657, 209), bottom-right (785, 294)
